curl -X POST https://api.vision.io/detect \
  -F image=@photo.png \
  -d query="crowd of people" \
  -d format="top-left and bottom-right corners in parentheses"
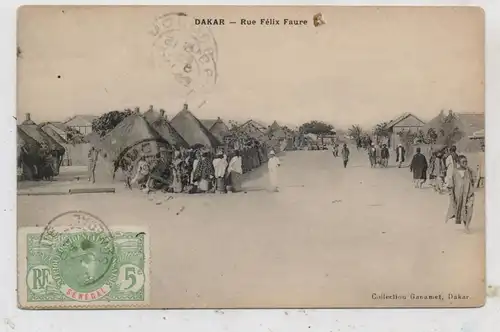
top-left (386, 143), bottom-right (483, 234)
top-left (88, 144), bottom-right (282, 195)
top-left (344, 140), bottom-right (484, 234)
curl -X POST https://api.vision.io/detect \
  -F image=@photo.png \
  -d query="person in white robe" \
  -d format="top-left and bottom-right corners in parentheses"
top-left (227, 150), bottom-right (243, 192)
top-left (213, 152), bottom-right (228, 193)
top-left (268, 150), bottom-right (281, 192)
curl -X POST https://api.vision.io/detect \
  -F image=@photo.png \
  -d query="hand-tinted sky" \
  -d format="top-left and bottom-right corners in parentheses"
top-left (17, 6), bottom-right (484, 129)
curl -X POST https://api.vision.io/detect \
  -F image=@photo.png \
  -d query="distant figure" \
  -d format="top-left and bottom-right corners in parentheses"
top-left (213, 152), bottom-right (228, 193)
top-left (410, 147), bottom-right (428, 188)
top-left (476, 143), bottom-right (485, 188)
top-left (445, 145), bottom-right (459, 187)
top-left (170, 152), bottom-right (184, 193)
top-left (368, 143), bottom-right (376, 168)
top-left (87, 146), bottom-right (99, 184)
top-left (227, 150), bottom-right (243, 192)
top-left (341, 143), bottom-right (350, 168)
top-left (374, 144), bottom-right (382, 167)
top-left (356, 139), bottom-right (362, 151)
top-left (332, 144), bottom-right (339, 157)
top-left (268, 150), bottom-right (281, 192)
top-left (446, 155), bottom-right (475, 233)
top-left (39, 145), bottom-right (55, 181)
top-left (396, 144), bottom-right (406, 168)
top-left (429, 150), bottom-right (446, 193)
top-left (380, 144), bottom-right (390, 167)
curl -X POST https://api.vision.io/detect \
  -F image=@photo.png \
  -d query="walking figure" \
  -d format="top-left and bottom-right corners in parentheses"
top-left (410, 147), bottom-right (428, 188)
top-left (381, 144), bottom-right (390, 167)
top-left (268, 150), bottom-right (281, 192)
top-left (341, 143), bottom-right (350, 168)
top-left (396, 144), bottom-right (406, 168)
top-left (445, 155), bottom-right (476, 233)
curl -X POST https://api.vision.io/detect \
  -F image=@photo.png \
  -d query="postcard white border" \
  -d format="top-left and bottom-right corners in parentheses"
top-left (1, 0), bottom-right (499, 331)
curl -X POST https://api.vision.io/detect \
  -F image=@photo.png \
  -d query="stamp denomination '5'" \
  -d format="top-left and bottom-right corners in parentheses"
top-left (18, 224), bottom-right (150, 309)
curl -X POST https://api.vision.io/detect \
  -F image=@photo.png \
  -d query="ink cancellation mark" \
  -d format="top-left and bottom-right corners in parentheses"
top-left (151, 12), bottom-right (218, 94)
top-left (18, 211), bottom-right (150, 308)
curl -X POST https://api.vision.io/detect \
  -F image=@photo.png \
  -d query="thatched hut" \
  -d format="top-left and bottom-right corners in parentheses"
top-left (17, 127), bottom-right (42, 180)
top-left (18, 122), bottom-right (66, 175)
top-left (169, 104), bottom-right (221, 149)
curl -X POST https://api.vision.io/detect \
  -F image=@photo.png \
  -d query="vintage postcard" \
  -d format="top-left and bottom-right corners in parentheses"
top-left (17, 6), bottom-right (485, 309)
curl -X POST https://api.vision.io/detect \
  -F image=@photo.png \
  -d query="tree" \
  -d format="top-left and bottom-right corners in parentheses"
top-left (437, 110), bottom-right (463, 146)
top-left (347, 124), bottom-right (364, 142)
top-left (92, 108), bottom-right (134, 137)
top-left (299, 121), bottom-right (334, 145)
top-left (415, 129), bottom-right (427, 144)
top-left (299, 121), bottom-right (334, 135)
top-left (397, 129), bottom-right (417, 148)
top-left (372, 121), bottom-right (390, 143)
top-left (65, 127), bottom-right (86, 144)
top-left (426, 128), bottom-right (438, 144)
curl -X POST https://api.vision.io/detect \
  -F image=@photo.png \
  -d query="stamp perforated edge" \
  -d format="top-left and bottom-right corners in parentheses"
top-left (17, 226), bottom-right (151, 309)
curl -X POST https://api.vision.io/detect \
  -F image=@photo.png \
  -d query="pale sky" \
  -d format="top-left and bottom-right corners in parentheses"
top-left (17, 6), bottom-right (484, 129)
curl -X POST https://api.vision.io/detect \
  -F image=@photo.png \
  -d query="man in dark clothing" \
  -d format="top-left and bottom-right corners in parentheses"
top-left (341, 143), bottom-right (350, 168)
top-left (410, 147), bottom-right (428, 188)
top-left (396, 144), bottom-right (406, 168)
top-left (381, 144), bottom-right (390, 167)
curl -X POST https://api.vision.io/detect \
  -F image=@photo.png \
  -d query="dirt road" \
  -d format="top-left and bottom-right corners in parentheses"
top-left (17, 148), bottom-right (485, 308)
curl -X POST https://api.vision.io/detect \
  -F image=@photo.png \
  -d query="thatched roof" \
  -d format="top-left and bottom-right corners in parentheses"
top-left (17, 126), bottom-right (41, 159)
top-left (170, 110), bottom-right (221, 148)
top-left (40, 124), bottom-right (68, 145)
top-left (94, 114), bottom-right (168, 162)
top-left (236, 120), bottom-right (269, 142)
top-left (18, 124), bottom-right (65, 154)
top-left (146, 117), bottom-right (189, 149)
top-left (200, 119), bottom-right (218, 131)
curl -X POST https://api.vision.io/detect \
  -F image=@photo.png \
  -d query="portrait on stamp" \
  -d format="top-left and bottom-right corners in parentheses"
top-left (16, 6), bottom-right (485, 309)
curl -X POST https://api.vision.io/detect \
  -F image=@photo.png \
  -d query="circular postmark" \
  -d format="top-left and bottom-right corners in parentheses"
top-left (37, 211), bottom-right (118, 301)
top-left (151, 12), bottom-right (219, 95)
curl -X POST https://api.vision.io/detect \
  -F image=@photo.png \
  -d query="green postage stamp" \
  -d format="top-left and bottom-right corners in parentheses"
top-left (18, 222), bottom-right (150, 309)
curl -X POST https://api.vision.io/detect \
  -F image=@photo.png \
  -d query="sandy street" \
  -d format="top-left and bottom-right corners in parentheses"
top-left (17, 148), bottom-right (485, 308)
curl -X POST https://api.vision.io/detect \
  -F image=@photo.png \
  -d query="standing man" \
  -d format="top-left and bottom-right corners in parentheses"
top-left (341, 143), bottom-right (350, 168)
top-left (396, 144), bottom-right (406, 168)
top-left (381, 144), bottom-right (390, 167)
top-left (213, 152), bottom-right (228, 193)
top-left (445, 145), bottom-right (459, 186)
top-left (87, 146), bottom-right (99, 184)
top-left (268, 150), bottom-right (281, 192)
top-left (410, 147), bottom-right (428, 188)
top-left (368, 143), bottom-right (376, 168)
top-left (227, 150), bottom-right (243, 192)
top-left (446, 155), bottom-right (476, 233)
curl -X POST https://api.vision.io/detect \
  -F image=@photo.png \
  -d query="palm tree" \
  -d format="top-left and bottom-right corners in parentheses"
top-left (347, 125), bottom-right (364, 142)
